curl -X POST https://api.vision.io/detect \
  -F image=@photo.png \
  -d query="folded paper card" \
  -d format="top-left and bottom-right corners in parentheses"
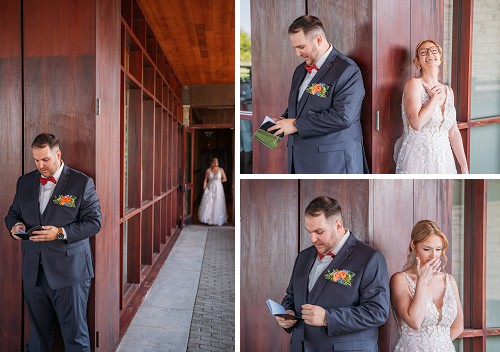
top-left (253, 116), bottom-right (284, 150)
top-left (15, 225), bottom-right (45, 240)
top-left (266, 299), bottom-right (301, 320)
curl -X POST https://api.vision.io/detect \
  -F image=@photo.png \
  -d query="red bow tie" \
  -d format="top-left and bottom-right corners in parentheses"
top-left (317, 251), bottom-right (335, 260)
top-left (305, 64), bottom-right (318, 74)
top-left (39, 176), bottom-right (56, 185)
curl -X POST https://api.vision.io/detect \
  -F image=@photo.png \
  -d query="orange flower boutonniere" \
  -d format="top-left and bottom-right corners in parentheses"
top-left (306, 83), bottom-right (330, 98)
top-left (53, 194), bottom-right (77, 208)
top-left (324, 269), bottom-right (356, 286)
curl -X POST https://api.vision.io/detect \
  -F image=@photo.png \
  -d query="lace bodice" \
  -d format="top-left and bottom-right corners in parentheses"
top-left (208, 169), bottom-right (223, 183)
top-left (394, 82), bottom-right (457, 174)
top-left (394, 272), bottom-right (457, 352)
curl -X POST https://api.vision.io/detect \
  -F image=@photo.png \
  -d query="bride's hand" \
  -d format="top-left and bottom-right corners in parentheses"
top-left (423, 84), bottom-right (445, 104)
top-left (416, 257), bottom-right (441, 285)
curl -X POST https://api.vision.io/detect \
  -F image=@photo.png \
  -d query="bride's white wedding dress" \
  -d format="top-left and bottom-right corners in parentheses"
top-left (394, 272), bottom-right (457, 352)
top-left (394, 82), bottom-right (457, 174)
top-left (198, 169), bottom-right (227, 226)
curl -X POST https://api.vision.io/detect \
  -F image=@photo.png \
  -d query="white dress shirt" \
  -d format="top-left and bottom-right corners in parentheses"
top-left (308, 229), bottom-right (350, 292)
top-left (298, 44), bottom-right (333, 101)
top-left (39, 162), bottom-right (67, 239)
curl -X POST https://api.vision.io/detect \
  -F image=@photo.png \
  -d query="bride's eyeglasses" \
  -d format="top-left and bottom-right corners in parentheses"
top-left (418, 46), bottom-right (440, 56)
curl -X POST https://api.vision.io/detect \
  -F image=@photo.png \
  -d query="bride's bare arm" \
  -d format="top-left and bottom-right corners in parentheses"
top-left (449, 275), bottom-right (464, 340)
top-left (390, 258), bottom-right (441, 330)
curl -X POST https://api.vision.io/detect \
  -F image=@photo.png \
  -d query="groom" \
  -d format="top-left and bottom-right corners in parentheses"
top-left (276, 196), bottom-right (389, 351)
top-left (269, 15), bottom-right (368, 174)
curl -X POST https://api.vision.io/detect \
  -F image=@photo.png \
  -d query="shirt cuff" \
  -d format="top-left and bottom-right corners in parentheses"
top-left (62, 227), bottom-right (68, 240)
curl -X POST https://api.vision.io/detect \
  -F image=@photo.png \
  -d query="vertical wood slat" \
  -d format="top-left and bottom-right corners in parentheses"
top-left (0, 0), bottom-right (23, 350)
top-left (463, 180), bottom-right (487, 352)
top-left (373, 0), bottom-right (411, 174)
top-left (308, 0), bottom-right (374, 172)
top-left (250, 0), bottom-right (305, 174)
top-left (452, 0), bottom-right (474, 167)
top-left (240, 179), bottom-right (299, 352)
top-left (94, 0), bottom-right (121, 350)
top-left (372, 179), bottom-right (415, 351)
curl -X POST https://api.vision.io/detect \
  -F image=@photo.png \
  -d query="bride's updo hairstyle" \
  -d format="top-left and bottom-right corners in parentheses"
top-left (402, 220), bottom-right (449, 271)
top-left (413, 39), bottom-right (445, 77)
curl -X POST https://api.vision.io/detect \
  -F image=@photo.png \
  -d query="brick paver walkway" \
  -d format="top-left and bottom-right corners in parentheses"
top-left (187, 227), bottom-right (235, 352)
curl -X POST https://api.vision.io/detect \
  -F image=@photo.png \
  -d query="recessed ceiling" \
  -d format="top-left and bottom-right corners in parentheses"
top-left (138, 0), bottom-right (235, 86)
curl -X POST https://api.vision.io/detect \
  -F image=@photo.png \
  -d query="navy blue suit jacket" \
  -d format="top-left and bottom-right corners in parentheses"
top-left (283, 46), bottom-right (369, 174)
top-left (5, 165), bottom-right (102, 290)
top-left (282, 234), bottom-right (390, 352)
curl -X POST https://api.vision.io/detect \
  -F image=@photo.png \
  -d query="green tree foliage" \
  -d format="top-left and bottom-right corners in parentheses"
top-left (240, 30), bottom-right (252, 65)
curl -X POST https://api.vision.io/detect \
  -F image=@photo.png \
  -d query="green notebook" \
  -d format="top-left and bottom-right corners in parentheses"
top-left (253, 118), bottom-right (284, 150)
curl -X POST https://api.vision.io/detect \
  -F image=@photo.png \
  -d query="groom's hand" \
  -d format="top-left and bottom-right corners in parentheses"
top-left (268, 118), bottom-right (297, 136)
top-left (301, 304), bottom-right (326, 326)
top-left (275, 310), bottom-right (297, 329)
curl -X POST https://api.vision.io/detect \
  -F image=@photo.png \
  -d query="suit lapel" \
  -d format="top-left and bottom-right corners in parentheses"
top-left (296, 49), bottom-right (338, 118)
top-left (308, 233), bottom-right (356, 305)
top-left (32, 173), bottom-right (42, 225)
top-left (41, 166), bottom-right (70, 222)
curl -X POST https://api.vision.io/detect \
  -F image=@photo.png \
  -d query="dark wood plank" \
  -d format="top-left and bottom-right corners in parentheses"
top-left (0, 1), bottom-right (23, 350)
top-left (23, 0), bottom-right (95, 57)
top-left (372, 0), bottom-right (411, 174)
top-left (308, 0), bottom-right (374, 172)
top-left (240, 179), bottom-right (299, 351)
top-left (250, 0), bottom-right (305, 173)
top-left (93, 0), bottom-right (121, 349)
top-left (372, 179), bottom-right (415, 351)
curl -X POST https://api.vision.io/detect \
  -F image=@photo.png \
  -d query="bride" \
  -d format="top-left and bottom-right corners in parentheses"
top-left (394, 39), bottom-right (468, 174)
top-left (198, 157), bottom-right (228, 226)
top-left (390, 220), bottom-right (463, 351)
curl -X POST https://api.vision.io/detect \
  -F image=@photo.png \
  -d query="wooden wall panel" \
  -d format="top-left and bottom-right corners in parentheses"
top-left (373, 0), bottom-right (411, 174)
top-left (94, 0), bottom-right (121, 350)
top-left (308, 0), bottom-right (374, 171)
top-left (23, 57), bottom-right (96, 175)
top-left (241, 179), bottom-right (299, 352)
top-left (299, 180), bottom-right (369, 250)
top-left (372, 179), bottom-right (415, 351)
top-left (250, 0), bottom-right (305, 174)
top-left (23, 0), bottom-right (95, 57)
top-left (0, 0), bottom-right (23, 350)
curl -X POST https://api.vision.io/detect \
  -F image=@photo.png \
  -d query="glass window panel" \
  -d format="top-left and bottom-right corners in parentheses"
top-left (453, 337), bottom-right (463, 352)
top-left (443, 0), bottom-right (453, 86)
top-left (487, 336), bottom-right (500, 352)
top-left (185, 132), bottom-right (192, 183)
top-left (471, 0), bottom-right (500, 119)
top-left (470, 124), bottom-right (500, 173)
top-left (240, 0), bottom-right (252, 111)
top-left (240, 120), bottom-right (253, 174)
top-left (124, 88), bottom-right (130, 209)
top-left (486, 180), bottom-right (500, 327)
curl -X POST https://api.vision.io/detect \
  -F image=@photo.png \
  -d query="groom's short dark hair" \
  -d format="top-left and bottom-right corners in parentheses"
top-left (288, 15), bottom-right (325, 37)
top-left (305, 196), bottom-right (342, 220)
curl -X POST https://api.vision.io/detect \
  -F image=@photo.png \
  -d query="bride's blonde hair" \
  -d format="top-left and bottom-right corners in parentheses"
top-left (402, 220), bottom-right (449, 271)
